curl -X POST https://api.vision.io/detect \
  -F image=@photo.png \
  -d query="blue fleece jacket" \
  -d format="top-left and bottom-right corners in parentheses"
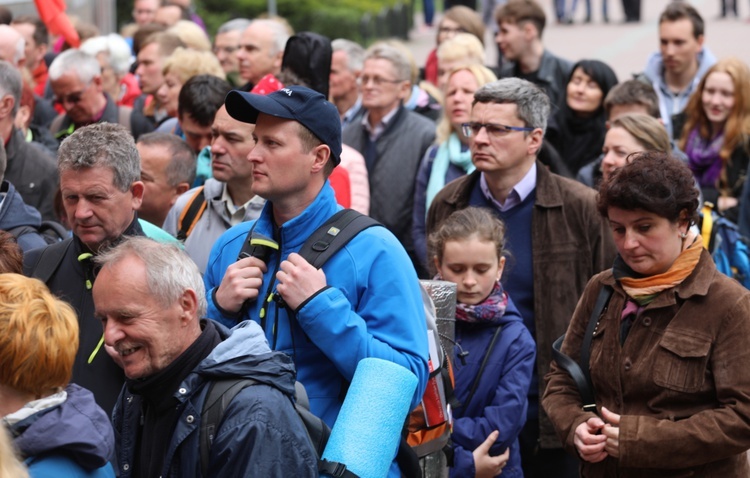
top-left (204, 183), bottom-right (429, 477)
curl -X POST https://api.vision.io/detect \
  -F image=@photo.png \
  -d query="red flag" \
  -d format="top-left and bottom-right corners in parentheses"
top-left (34, 0), bottom-right (80, 49)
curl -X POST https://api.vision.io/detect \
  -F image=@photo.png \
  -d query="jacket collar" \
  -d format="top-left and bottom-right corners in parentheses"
top-left (536, 50), bottom-right (563, 84)
top-left (533, 159), bottom-right (564, 208)
top-left (600, 248), bottom-right (715, 305)
top-left (255, 182), bottom-right (339, 251)
top-left (5, 127), bottom-right (23, 161)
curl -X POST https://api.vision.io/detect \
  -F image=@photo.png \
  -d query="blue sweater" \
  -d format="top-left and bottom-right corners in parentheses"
top-left (467, 182), bottom-right (539, 421)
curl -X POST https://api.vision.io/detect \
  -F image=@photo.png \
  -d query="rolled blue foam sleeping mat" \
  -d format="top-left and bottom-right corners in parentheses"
top-left (320, 357), bottom-right (418, 478)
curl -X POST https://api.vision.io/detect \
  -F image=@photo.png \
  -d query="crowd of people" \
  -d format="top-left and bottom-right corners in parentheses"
top-left (1, 0), bottom-right (750, 477)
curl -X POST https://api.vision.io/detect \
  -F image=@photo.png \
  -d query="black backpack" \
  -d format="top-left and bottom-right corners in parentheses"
top-left (199, 378), bottom-right (335, 477)
top-left (9, 220), bottom-right (68, 245)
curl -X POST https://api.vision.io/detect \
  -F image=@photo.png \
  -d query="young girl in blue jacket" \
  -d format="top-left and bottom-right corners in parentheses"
top-left (430, 207), bottom-right (536, 478)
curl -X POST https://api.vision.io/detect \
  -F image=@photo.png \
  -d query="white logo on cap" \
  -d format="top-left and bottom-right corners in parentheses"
top-left (280, 88), bottom-right (293, 96)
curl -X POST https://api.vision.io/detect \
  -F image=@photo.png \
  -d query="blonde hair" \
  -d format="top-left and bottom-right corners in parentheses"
top-left (0, 274), bottom-right (78, 397)
top-left (437, 33), bottom-right (484, 65)
top-left (0, 427), bottom-right (28, 478)
top-left (167, 20), bottom-right (211, 52)
top-left (162, 47), bottom-right (225, 83)
top-left (436, 64), bottom-right (497, 144)
top-left (611, 113), bottom-right (672, 154)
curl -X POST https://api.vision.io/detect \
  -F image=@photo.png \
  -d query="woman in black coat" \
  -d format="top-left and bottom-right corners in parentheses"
top-left (547, 59), bottom-right (618, 176)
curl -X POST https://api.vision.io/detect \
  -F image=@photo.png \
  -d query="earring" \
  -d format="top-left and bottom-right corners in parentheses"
top-left (680, 232), bottom-right (687, 239)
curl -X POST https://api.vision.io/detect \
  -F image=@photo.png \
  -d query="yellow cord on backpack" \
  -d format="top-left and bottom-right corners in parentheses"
top-left (88, 334), bottom-right (105, 364)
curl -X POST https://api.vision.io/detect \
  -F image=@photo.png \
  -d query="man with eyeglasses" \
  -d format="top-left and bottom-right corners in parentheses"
top-left (213, 18), bottom-right (250, 87)
top-left (427, 77), bottom-right (615, 478)
top-left (342, 42), bottom-right (435, 276)
top-left (48, 49), bottom-right (154, 143)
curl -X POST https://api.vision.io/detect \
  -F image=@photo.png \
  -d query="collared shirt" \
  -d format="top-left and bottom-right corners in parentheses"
top-left (362, 104), bottom-right (400, 142)
top-left (220, 184), bottom-right (258, 226)
top-left (480, 162), bottom-right (537, 212)
top-left (341, 96), bottom-right (362, 131)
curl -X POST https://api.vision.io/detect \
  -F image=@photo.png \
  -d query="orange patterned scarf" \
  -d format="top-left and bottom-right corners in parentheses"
top-left (617, 235), bottom-right (703, 305)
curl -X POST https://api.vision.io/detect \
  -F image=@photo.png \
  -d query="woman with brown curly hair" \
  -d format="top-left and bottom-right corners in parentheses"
top-left (544, 151), bottom-right (750, 477)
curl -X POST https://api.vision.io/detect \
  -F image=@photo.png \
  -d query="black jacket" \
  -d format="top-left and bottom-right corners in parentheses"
top-left (23, 218), bottom-right (145, 416)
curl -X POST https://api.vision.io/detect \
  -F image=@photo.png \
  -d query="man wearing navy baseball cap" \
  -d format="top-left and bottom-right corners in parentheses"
top-left (203, 86), bottom-right (429, 478)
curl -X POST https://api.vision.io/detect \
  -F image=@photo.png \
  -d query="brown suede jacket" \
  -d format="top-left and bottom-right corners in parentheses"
top-left (543, 249), bottom-right (750, 477)
top-left (426, 162), bottom-right (617, 447)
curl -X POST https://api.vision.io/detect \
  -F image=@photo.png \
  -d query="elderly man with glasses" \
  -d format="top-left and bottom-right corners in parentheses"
top-left (343, 42), bottom-right (435, 277)
top-left (48, 49), bottom-right (154, 143)
top-left (426, 77), bottom-right (616, 478)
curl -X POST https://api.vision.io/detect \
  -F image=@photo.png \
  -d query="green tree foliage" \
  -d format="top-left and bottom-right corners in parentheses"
top-left (118, 0), bottom-right (409, 45)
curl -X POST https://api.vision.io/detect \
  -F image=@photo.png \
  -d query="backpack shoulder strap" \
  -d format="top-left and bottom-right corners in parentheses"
top-left (551, 285), bottom-right (612, 414)
top-left (23, 237), bottom-right (74, 283)
top-left (462, 324), bottom-right (503, 411)
top-left (200, 378), bottom-right (257, 478)
top-left (177, 186), bottom-right (207, 241)
top-left (38, 220), bottom-right (68, 242)
top-left (299, 209), bottom-right (381, 269)
top-left (701, 203), bottom-right (717, 251)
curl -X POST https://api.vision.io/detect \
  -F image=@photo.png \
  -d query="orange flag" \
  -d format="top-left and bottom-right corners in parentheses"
top-left (34, 0), bottom-right (80, 48)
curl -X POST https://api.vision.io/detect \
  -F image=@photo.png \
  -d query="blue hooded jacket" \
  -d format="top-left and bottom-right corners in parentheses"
top-left (204, 184), bottom-right (429, 478)
top-left (450, 296), bottom-right (536, 478)
top-left (204, 184), bottom-right (429, 422)
top-left (10, 383), bottom-right (115, 478)
top-left (0, 180), bottom-right (48, 252)
top-left (112, 320), bottom-right (318, 478)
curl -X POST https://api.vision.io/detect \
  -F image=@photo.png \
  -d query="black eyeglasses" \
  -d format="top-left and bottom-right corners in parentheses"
top-left (461, 122), bottom-right (535, 137)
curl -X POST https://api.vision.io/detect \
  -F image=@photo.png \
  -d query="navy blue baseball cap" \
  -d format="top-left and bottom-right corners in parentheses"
top-left (225, 86), bottom-right (342, 166)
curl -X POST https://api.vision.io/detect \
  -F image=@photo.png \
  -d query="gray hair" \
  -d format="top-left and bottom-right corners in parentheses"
top-left (332, 38), bottom-right (365, 72)
top-left (48, 49), bottom-right (101, 83)
top-left (58, 123), bottom-right (140, 192)
top-left (364, 42), bottom-right (411, 83)
top-left (474, 78), bottom-right (550, 133)
top-left (137, 132), bottom-right (196, 187)
top-left (217, 18), bottom-right (251, 35)
top-left (0, 60), bottom-right (22, 117)
top-left (251, 19), bottom-right (290, 57)
top-left (80, 34), bottom-right (134, 76)
top-left (95, 237), bottom-right (207, 317)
